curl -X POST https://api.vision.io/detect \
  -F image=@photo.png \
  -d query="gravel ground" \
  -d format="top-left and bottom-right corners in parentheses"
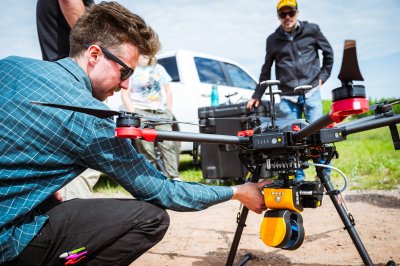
top-left (94, 190), bottom-right (400, 266)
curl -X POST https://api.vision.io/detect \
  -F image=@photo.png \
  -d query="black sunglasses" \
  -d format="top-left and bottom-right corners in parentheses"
top-left (278, 10), bottom-right (296, 19)
top-left (85, 44), bottom-right (134, 81)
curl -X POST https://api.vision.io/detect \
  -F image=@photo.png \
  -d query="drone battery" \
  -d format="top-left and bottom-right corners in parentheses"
top-left (252, 132), bottom-right (286, 150)
top-left (198, 101), bottom-right (270, 179)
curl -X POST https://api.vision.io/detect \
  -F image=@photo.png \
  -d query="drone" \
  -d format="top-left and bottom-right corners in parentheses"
top-left (32, 40), bottom-right (399, 266)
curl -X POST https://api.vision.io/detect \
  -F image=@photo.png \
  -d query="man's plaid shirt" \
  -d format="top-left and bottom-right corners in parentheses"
top-left (0, 56), bottom-right (233, 263)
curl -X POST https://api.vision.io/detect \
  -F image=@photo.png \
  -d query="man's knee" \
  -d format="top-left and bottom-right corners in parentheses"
top-left (128, 202), bottom-right (170, 242)
top-left (146, 206), bottom-right (170, 242)
top-left (155, 208), bottom-right (170, 241)
top-left (89, 203), bottom-right (170, 265)
top-left (119, 206), bottom-right (170, 264)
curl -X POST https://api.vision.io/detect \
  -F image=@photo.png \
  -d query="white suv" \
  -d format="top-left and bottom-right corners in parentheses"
top-left (106, 49), bottom-right (258, 153)
top-left (157, 50), bottom-right (258, 152)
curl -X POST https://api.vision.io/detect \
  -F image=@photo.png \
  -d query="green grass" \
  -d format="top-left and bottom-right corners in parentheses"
top-left (93, 174), bottom-right (128, 194)
top-left (178, 155), bottom-right (203, 182)
top-left (328, 126), bottom-right (400, 190)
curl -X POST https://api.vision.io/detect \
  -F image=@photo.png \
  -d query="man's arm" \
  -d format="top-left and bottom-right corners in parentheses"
top-left (159, 64), bottom-right (173, 112)
top-left (258, 41), bottom-right (274, 86)
top-left (231, 180), bottom-right (270, 214)
top-left (164, 83), bottom-right (173, 112)
top-left (59, 0), bottom-right (86, 28)
top-left (316, 27), bottom-right (334, 84)
top-left (248, 38), bottom-right (274, 109)
top-left (80, 118), bottom-right (268, 213)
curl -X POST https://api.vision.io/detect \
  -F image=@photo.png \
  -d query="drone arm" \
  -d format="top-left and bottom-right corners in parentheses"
top-left (115, 127), bottom-right (249, 145)
top-left (152, 130), bottom-right (247, 144)
top-left (294, 113), bottom-right (334, 141)
top-left (294, 97), bottom-right (370, 141)
top-left (343, 114), bottom-right (400, 136)
top-left (337, 113), bottom-right (384, 128)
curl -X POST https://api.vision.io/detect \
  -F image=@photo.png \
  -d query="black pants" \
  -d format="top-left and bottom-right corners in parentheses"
top-left (6, 198), bottom-right (170, 266)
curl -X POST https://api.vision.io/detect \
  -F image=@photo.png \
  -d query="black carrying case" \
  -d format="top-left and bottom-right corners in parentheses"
top-left (198, 101), bottom-right (270, 179)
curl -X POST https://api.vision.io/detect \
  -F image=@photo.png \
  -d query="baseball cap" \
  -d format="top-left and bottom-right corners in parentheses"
top-left (277, 0), bottom-right (297, 11)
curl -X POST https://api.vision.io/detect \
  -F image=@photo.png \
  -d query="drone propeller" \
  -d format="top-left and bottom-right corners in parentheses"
top-left (31, 101), bottom-right (123, 119)
top-left (369, 98), bottom-right (400, 112)
top-left (31, 101), bottom-right (197, 127)
top-left (337, 40), bottom-right (364, 83)
top-left (207, 117), bottom-right (249, 121)
top-left (144, 120), bottom-right (199, 126)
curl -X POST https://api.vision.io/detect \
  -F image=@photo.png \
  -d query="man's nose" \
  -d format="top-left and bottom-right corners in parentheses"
top-left (120, 79), bottom-right (130, 90)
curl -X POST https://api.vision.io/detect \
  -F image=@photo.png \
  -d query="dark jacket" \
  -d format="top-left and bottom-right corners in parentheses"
top-left (253, 20), bottom-right (333, 98)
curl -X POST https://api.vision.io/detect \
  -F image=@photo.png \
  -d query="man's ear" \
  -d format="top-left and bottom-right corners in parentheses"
top-left (87, 45), bottom-right (101, 65)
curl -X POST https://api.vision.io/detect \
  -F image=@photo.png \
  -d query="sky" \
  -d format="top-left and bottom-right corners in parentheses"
top-left (0, 0), bottom-right (399, 100)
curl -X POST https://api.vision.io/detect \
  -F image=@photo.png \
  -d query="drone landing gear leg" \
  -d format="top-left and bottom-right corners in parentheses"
top-left (316, 167), bottom-right (373, 266)
top-left (225, 166), bottom-right (261, 266)
top-left (154, 141), bottom-right (167, 175)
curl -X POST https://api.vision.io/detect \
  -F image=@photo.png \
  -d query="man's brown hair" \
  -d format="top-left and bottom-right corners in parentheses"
top-left (69, 1), bottom-right (160, 58)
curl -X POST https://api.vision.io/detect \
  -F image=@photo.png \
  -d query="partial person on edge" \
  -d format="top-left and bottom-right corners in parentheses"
top-left (36, 0), bottom-right (101, 200)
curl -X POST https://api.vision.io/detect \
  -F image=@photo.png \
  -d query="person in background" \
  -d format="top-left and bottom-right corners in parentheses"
top-left (36, 0), bottom-right (100, 200)
top-left (1, 2), bottom-right (269, 265)
top-left (247, 0), bottom-right (334, 181)
top-left (121, 55), bottom-right (181, 181)
top-left (36, 0), bottom-right (94, 61)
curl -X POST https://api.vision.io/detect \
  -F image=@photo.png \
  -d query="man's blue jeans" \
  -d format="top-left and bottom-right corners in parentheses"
top-left (279, 89), bottom-right (324, 181)
top-left (279, 89), bottom-right (323, 122)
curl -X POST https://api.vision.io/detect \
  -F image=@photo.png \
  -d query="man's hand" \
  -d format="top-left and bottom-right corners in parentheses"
top-left (246, 98), bottom-right (260, 109)
top-left (231, 179), bottom-right (271, 214)
top-left (53, 190), bottom-right (64, 202)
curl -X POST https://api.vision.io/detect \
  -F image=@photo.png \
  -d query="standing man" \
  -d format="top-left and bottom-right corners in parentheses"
top-left (36, 0), bottom-right (94, 61)
top-left (36, 0), bottom-right (100, 200)
top-left (1, 2), bottom-right (268, 265)
top-left (247, 0), bottom-right (334, 181)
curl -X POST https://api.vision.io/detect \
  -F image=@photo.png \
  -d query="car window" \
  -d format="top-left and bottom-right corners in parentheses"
top-left (223, 63), bottom-right (257, 90)
top-left (194, 57), bottom-right (228, 85)
top-left (157, 57), bottom-right (180, 82)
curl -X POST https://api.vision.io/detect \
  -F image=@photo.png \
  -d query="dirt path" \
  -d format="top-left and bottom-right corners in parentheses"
top-left (96, 190), bottom-right (400, 265)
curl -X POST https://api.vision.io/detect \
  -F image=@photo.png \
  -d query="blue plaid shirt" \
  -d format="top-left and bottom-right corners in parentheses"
top-left (0, 56), bottom-right (233, 263)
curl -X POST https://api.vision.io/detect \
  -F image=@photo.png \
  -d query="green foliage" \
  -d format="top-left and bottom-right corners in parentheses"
top-left (322, 99), bottom-right (332, 114)
top-left (330, 127), bottom-right (400, 190)
top-left (178, 154), bottom-right (203, 183)
top-left (93, 173), bottom-right (128, 194)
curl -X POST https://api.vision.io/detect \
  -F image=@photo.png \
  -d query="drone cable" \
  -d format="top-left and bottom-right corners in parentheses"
top-left (302, 162), bottom-right (348, 194)
top-left (303, 162), bottom-right (354, 224)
